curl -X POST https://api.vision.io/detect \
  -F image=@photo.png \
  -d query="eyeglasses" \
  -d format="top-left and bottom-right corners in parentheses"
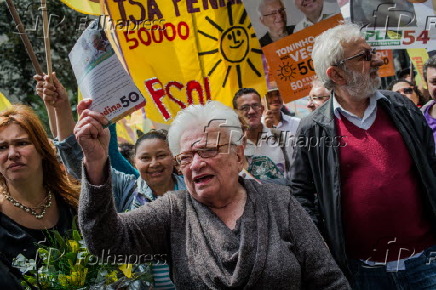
top-left (175, 143), bottom-right (231, 167)
top-left (335, 48), bottom-right (377, 66)
top-left (309, 95), bottom-right (330, 102)
top-left (396, 87), bottom-right (414, 94)
top-left (238, 103), bottom-right (262, 112)
top-left (263, 8), bottom-right (286, 17)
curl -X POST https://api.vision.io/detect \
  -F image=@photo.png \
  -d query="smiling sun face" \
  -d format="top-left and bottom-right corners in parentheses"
top-left (278, 62), bottom-right (296, 81)
top-left (221, 26), bottom-right (249, 63)
top-left (197, 4), bottom-right (263, 88)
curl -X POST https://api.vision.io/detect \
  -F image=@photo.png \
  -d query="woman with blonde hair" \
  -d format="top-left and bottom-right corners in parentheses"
top-left (0, 105), bottom-right (79, 286)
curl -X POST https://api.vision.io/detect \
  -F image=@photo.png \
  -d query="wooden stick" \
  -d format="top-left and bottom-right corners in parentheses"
top-left (410, 59), bottom-right (414, 84)
top-left (5, 0), bottom-right (43, 76)
top-left (40, 0), bottom-right (53, 80)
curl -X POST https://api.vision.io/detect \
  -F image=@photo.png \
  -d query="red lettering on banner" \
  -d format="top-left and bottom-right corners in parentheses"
top-left (186, 81), bottom-right (203, 104)
top-left (204, 77), bottom-right (211, 101)
top-left (123, 21), bottom-right (190, 50)
top-left (166, 82), bottom-right (187, 109)
top-left (412, 57), bottom-right (424, 75)
top-left (163, 23), bottom-right (176, 40)
top-left (145, 77), bottom-right (212, 121)
top-left (145, 78), bottom-right (170, 120)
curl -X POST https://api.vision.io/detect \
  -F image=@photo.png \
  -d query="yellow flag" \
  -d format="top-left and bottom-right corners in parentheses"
top-left (116, 109), bottom-right (147, 144)
top-left (0, 91), bottom-right (12, 111)
top-left (103, 1), bottom-right (266, 124)
top-left (116, 117), bottom-right (136, 144)
top-left (128, 108), bottom-right (146, 133)
top-left (59, 0), bottom-right (101, 15)
top-left (407, 48), bottom-right (429, 88)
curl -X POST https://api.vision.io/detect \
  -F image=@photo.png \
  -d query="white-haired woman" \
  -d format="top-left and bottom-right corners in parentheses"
top-left (75, 100), bottom-right (350, 289)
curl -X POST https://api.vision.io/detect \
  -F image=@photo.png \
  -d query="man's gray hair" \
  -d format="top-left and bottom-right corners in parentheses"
top-left (168, 101), bottom-right (244, 155)
top-left (258, 0), bottom-right (284, 16)
top-left (312, 23), bottom-right (363, 90)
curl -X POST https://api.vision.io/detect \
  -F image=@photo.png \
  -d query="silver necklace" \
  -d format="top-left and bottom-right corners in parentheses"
top-left (3, 189), bottom-right (52, 219)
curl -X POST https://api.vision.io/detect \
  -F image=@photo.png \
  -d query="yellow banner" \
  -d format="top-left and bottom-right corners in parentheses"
top-left (59, 0), bottom-right (101, 15)
top-left (407, 48), bottom-right (429, 88)
top-left (116, 118), bottom-right (136, 144)
top-left (116, 108), bottom-right (147, 144)
top-left (103, 1), bottom-right (266, 124)
top-left (0, 91), bottom-right (12, 111)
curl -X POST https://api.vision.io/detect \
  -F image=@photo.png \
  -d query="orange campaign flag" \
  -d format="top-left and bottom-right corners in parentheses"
top-left (377, 49), bottom-right (395, 78)
top-left (261, 14), bottom-right (343, 103)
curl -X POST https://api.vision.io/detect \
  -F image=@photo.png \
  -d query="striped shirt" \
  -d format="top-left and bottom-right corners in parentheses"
top-left (152, 264), bottom-right (176, 289)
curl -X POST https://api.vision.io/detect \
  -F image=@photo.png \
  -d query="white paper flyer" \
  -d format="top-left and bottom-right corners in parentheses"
top-left (69, 20), bottom-right (145, 123)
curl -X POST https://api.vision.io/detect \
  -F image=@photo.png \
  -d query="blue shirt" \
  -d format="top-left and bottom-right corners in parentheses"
top-left (333, 91), bottom-right (388, 130)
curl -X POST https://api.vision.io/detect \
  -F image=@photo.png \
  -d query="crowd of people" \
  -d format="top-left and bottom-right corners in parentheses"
top-left (1, 22), bottom-right (436, 289)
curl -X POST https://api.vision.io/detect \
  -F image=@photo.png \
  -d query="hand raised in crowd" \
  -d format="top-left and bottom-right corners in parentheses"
top-left (264, 110), bottom-right (280, 128)
top-left (74, 99), bottom-right (110, 184)
top-left (34, 72), bottom-right (69, 109)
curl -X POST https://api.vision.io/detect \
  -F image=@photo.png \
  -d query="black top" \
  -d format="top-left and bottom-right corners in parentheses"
top-left (0, 196), bottom-right (75, 288)
top-left (259, 26), bottom-right (295, 47)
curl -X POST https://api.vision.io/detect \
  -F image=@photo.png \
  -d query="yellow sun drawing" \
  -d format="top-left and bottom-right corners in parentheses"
top-left (197, 4), bottom-right (263, 89)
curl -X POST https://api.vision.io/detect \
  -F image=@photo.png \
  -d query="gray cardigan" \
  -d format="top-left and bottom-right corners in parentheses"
top-left (79, 164), bottom-right (349, 289)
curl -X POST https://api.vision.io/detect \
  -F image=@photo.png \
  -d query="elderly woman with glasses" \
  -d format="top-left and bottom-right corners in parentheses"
top-left (76, 100), bottom-right (349, 289)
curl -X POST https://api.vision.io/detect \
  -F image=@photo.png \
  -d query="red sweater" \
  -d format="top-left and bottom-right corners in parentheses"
top-left (336, 106), bottom-right (436, 262)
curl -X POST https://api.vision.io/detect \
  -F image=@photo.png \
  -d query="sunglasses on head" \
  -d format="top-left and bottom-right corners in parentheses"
top-left (397, 87), bottom-right (414, 95)
top-left (335, 48), bottom-right (377, 66)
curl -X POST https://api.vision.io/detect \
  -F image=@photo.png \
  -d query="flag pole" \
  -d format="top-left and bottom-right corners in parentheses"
top-left (410, 58), bottom-right (414, 84)
top-left (40, 0), bottom-right (53, 80)
top-left (5, 0), bottom-right (44, 76)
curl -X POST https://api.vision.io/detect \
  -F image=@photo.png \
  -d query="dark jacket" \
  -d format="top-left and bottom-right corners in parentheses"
top-left (290, 90), bottom-right (436, 274)
top-left (259, 26), bottom-right (295, 47)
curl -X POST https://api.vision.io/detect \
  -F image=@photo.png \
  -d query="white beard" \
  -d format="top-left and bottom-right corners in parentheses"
top-left (343, 66), bottom-right (381, 100)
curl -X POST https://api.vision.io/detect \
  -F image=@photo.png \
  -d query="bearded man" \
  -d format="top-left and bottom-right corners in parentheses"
top-left (290, 23), bottom-right (436, 289)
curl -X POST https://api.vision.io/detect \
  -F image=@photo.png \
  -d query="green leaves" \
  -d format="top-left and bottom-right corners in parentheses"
top-left (12, 215), bottom-right (154, 289)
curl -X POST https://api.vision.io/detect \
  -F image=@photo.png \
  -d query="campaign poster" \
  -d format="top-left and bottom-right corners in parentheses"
top-left (243, 0), bottom-right (342, 102)
top-left (350, 0), bottom-right (436, 49)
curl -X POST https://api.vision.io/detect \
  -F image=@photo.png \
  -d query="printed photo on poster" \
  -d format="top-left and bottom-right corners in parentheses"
top-left (350, 0), bottom-right (416, 28)
top-left (244, 0), bottom-right (341, 48)
top-left (351, 0), bottom-right (436, 50)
